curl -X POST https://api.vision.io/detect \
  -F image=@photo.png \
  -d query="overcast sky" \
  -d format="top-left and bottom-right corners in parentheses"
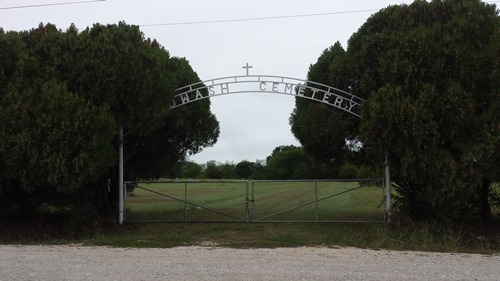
top-left (0, 0), bottom-right (416, 164)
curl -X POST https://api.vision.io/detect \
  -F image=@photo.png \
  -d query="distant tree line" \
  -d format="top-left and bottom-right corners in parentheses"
top-left (170, 145), bottom-right (381, 180)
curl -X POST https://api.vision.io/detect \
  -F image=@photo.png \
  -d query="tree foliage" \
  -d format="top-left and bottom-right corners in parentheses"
top-left (265, 145), bottom-right (314, 180)
top-left (0, 79), bottom-right (115, 193)
top-left (201, 160), bottom-right (237, 179)
top-left (124, 57), bottom-right (219, 180)
top-left (355, 0), bottom-right (499, 222)
top-left (235, 160), bottom-right (255, 179)
top-left (290, 42), bottom-right (361, 177)
top-left (293, 0), bottom-right (499, 222)
top-left (174, 146), bottom-right (318, 180)
top-left (0, 22), bottom-right (219, 219)
top-left (179, 162), bottom-right (203, 179)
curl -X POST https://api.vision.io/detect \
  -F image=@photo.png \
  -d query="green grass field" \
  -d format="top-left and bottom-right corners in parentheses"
top-left (125, 180), bottom-right (385, 223)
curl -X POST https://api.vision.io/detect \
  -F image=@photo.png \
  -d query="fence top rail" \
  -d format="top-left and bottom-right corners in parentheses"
top-left (125, 179), bottom-right (249, 184)
top-left (125, 178), bottom-right (384, 185)
top-left (251, 178), bottom-right (384, 183)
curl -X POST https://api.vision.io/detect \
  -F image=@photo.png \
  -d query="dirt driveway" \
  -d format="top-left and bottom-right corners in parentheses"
top-left (0, 245), bottom-right (498, 281)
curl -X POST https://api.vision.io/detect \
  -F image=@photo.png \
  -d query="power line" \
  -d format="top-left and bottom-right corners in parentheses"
top-left (2, 0), bottom-right (497, 22)
top-left (140, 9), bottom-right (380, 27)
top-left (140, 1), bottom-right (500, 28)
top-left (0, 0), bottom-right (105, 10)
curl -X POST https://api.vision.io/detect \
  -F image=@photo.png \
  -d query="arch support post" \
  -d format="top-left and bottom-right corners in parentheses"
top-left (118, 126), bottom-right (124, 225)
top-left (385, 151), bottom-right (392, 223)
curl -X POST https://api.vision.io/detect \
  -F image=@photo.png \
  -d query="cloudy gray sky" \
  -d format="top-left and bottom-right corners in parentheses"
top-left (0, 0), bottom-right (415, 164)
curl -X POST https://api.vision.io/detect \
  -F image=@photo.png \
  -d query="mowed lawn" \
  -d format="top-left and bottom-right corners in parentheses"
top-left (125, 180), bottom-right (385, 223)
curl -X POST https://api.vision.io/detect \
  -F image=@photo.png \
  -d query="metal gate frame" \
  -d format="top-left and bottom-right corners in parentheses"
top-left (123, 179), bottom-right (387, 223)
top-left (124, 180), bottom-right (249, 223)
top-left (249, 179), bottom-right (385, 223)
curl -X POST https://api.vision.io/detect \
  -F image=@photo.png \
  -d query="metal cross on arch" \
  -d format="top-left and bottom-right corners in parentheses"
top-left (242, 63), bottom-right (253, 76)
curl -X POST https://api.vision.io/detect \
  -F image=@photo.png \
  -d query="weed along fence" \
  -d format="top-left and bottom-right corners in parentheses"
top-left (123, 179), bottom-right (386, 223)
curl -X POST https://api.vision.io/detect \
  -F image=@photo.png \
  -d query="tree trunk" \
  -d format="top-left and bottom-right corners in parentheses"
top-left (92, 168), bottom-right (115, 216)
top-left (108, 167), bottom-right (119, 214)
top-left (480, 178), bottom-right (491, 223)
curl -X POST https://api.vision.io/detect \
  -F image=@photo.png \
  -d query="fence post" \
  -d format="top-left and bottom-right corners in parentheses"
top-left (315, 180), bottom-right (318, 222)
top-left (118, 126), bottom-right (124, 225)
top-left (385, 152), bottom-right (392, 223)
top-left (184, 182), bottom-right (188, 221)
top-left (245, 181), bottom-right (249, 223)
top-left (251, 181), bottom-right (255, 222)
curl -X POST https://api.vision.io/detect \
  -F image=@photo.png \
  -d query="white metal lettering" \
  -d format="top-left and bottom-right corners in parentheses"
top-left (208, 86), bottom-right (216, 95)
top-left (181, 93), bottom-right (190, 104)
top-left (172, 75), bottom-right (362, 118)
top-left (311, 89), bottom-right (320, 99)
top-left (272, 82), bottom-right (279, 92)
top-left (259, 82), bottom-right (267, 91)
top-left (348, 101), bottom-right (357, 111)
top-left (296, 85), bottom-right (305, 96)
top-left (220, 83), bottom-right (230, 94)
top-left (323, 92), bottom-right (331, 103)
top-left (333, 96), bottom-right (344, 108)
top-left (195, 89), bottom-right (204, 100)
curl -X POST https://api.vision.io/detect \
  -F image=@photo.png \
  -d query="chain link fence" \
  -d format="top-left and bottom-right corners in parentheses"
top-left (124, 179), bottom-right (385, 223)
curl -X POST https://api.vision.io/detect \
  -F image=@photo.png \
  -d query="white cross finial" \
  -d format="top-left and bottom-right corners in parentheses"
top-left (242, 63), bottom-right (253, 76)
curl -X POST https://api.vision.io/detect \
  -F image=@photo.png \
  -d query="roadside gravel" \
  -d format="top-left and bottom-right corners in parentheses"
top-left (0, 245), bottom-right (498, 281)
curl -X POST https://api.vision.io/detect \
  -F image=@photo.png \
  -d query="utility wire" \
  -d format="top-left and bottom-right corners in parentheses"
top-left (0, 0), bottom-right (105, 10)
top-left (140, 9), bottom-right (380, 27)
top-left (2, 0), bottom-right (498, 22)
top-left (140, 0), bottom-right (500, 27)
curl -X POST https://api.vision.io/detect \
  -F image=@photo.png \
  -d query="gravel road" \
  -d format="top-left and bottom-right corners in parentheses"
top-left (0, 245), bottom-right (498, 281)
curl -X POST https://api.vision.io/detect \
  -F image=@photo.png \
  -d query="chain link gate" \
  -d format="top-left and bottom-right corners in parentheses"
top-left (124, 179), bottom-right (385, 223)
top-left (249, 179), bottom-right (385, 222)
top-left (124, 180), bottom-right (249, 222)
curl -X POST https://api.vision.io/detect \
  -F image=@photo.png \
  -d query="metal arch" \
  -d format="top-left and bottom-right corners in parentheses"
top-left (119, 75), bottom-right (366, 224)
top-left (171, 75), bottom-right (363, 118)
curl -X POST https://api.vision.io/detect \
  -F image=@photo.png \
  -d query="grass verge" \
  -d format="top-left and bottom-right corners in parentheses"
top-left (1, 219), bottom-right (498, 254)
